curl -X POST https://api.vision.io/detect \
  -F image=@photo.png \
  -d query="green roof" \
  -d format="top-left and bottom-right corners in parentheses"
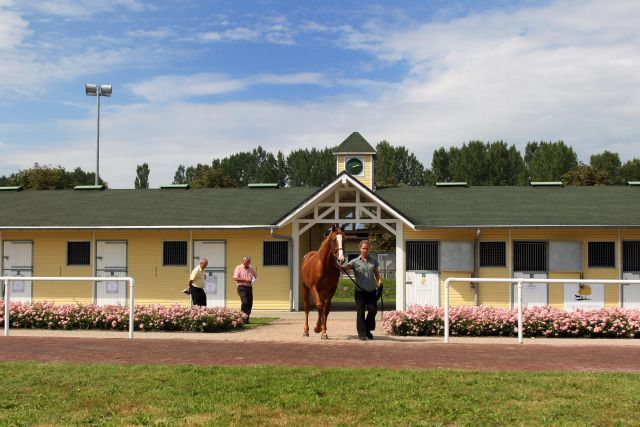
top-left (0, 188), bottom-right (316, 227)
top-left (376, 186), bottom-right (640, 227)
top-left (333, 132), bottom-right (376, 154)
top-left (1, 185), bottom-right (639, 228)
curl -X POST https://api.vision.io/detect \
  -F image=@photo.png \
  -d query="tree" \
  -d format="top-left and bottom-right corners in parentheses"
top-left (2, 163), bottom-right (107, 189)
top-left (375, 140), bottom-right (424, 187)
top-left (431, 147), bottom-right (452, 183)
top-left (590, 151), bottom-right (623, 184)
top-left (286, 147), bottom-right (335, 187)
top-left (524, 141), bottom-right (577, 182)
top-left (173, 165), bottom-right (187, 184)
top-left (191, 167), bottom-right (234, 188)
top-left (134, 163), bottom-right (150, 189)
top-left (562, 163), bottom-right (609, 186)
top-left (621, 159), bottom-right (640, 182)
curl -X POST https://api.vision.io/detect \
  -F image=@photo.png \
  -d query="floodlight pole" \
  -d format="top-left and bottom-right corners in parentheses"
top-left (95, 91), bottom-right (101, 186)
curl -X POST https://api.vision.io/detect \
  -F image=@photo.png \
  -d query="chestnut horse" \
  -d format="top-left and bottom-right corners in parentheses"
top-left (301, 226), bottom-right (345, 339)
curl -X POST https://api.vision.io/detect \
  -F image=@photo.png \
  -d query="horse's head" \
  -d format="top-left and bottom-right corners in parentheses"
top-left (329, 225), bottom-right (345, 264)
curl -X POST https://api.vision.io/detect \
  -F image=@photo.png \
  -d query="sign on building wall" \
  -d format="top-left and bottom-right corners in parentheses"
top-left (564, 283), bottom-right (604, 311)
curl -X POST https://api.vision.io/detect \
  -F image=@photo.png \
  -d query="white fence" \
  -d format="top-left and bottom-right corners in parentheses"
top-left (443, 277), bottom-right (640, 344)
top-left (2, 276), bottom-right (135, 339)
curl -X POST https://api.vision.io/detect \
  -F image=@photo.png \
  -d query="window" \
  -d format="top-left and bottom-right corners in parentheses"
top-left (406, 241), bottom-right (439, 270)
top-left (263, 241), bottom-right (288, 266)
top-left (513, 242), bottom-right (547, 271)
top-left (163, 241), bottom-right (187, 266)
top-left (623, 242), bottom-right (640, 272)
top-left (67, 241), bottom-right (90, 266)
top-left (588, 242), bottom-right (615, 268)
top-left (480, 242), bottom-right (506, 267)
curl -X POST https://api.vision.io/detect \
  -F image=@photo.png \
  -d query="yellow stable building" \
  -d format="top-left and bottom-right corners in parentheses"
top-left (2, 132), bottom-right (640, 311)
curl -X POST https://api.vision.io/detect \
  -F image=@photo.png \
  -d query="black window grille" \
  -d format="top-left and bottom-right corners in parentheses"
top-left (480, 242), bottom-right (506, 267)
top-left (163, 241), bottom-right (187, 266)
top-left (406, 241), bottom-right (439, 270)
top-left (513, 242), bottom-right (547, 271)
top-left (588, 242), bottom-right (616, 268)
top-left (67, 241), bottom-right (90, 266)
top-left (623, 241), bottom-right (640, 272)
top-left (263, 241), bottom-right (288, 266)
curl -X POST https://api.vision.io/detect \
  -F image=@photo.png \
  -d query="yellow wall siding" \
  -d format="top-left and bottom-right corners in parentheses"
top-left (404, 227), bottom-right (476, 241)
top-left (440, 271), bottom-right (474, 306)
top-left (478, 267), bottom-right (510, 308)
top-left (3, 229), bottom-right (293, 310)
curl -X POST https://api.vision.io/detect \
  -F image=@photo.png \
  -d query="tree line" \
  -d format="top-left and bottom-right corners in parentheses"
top-left (2, 140), bottom-right (640, 190)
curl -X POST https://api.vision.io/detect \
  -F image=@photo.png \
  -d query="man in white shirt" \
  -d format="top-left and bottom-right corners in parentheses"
top-left (187, 258), bottom-right (208, 306)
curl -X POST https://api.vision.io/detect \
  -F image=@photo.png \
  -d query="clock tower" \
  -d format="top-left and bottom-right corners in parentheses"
top-left (333, 132), bottom-right (377, 189)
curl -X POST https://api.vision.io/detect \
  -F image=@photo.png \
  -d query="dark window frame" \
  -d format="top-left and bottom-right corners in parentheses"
top-left (263, 241), bottom-right (289, 266)
top-left (67, 241), bottom-right (91, 266)
top-left (623, 241), bottom-right (640, 272)
top-left (163, 241), bottom-right (188, 266)
top-left (588, 241), bottom-right (616, 268)
top-left (406, 241), bottom-right (439, 271)
top-left (513, 241), bottom-right (547, 272)
top-left (479, 241), bottom-right (507, 268)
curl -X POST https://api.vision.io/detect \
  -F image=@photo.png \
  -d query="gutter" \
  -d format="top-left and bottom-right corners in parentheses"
top-left (270, 227), bottom-right (294, 311)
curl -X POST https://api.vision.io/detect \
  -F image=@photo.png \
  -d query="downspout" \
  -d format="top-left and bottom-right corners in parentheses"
top-left (474, 228), bottom-right (480, 306)
top-left (618, 227), bottom-right (622, 307)
top-left (271, 227), bottom-right (294, 309)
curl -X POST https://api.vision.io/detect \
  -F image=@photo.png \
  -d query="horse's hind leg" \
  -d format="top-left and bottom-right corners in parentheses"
top-left (302, 285), bottom-right (310, 337)
top-left (311, 286), bottom-right (324, 335)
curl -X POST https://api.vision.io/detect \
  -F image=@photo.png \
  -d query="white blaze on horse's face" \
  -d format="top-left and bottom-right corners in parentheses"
top-left (336, 234), bottom-right (345, 263)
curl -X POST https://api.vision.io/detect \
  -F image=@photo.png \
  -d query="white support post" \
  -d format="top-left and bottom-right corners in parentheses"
top-left (444, 278), bottom-right (450, 343)
top-left (395, 221), bottom-right (405, 311)
top-left (3, 278), bottom-right (8, 337)
top-left (128, 278), bottom-right (135, 339)
top-left (517, 280), bottom-right (523, 344)
top-left (292, 221), bottom-right (300, 311)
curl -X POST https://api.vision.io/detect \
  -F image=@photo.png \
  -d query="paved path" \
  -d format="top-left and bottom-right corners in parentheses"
top-left (2, 312), bottom-right (640, 371)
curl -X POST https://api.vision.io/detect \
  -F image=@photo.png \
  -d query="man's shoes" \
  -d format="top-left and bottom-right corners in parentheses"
top-left (358, 337), bottom-right (367, 341)
top-left (366, 332), bottom-right (374, 340)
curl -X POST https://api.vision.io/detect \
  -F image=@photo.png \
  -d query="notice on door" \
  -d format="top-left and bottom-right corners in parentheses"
top-left (204, 273), bottom-right (218, 295)
top-left (564, 283), bottom-right (604, 311)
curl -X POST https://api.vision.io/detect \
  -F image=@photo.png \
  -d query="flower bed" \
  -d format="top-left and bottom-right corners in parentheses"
top-left (383, 305), bottom-right (640, 338)
top-left (0, 301), bottom-right (246, 332)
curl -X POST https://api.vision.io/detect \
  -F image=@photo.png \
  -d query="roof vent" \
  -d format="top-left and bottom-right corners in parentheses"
top-left (248, 183), bottom-right (279, 189)
top-left (160, 184), bottom-right (190, 190)
top-left (435, 182), bottom-right (468, 187)
top-left (73, 185), bottom-right (105, 191)
top-left (0, 186), bottom-right (23, 192)
top-left (530, 181), bottom-right (563, 187)
top-left (627, 181), bottom-right (640, 186)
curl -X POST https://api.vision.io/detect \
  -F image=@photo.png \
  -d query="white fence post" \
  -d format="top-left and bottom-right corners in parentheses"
top-left (517, 279), bottom-right (523, 344)
top-left (444, 278), bottom-right (451, 344)
top-left (3, 278), bottom-right (8, 337)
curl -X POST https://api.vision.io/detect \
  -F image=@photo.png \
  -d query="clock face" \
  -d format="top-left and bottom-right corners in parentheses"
top-left (346, 158), bottom-right (364, 175)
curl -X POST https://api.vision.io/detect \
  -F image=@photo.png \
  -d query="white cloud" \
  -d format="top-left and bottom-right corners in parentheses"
top-left (27, 0), bottom-right (150, 19)
top-left (127, 72), bottom-right (329, 102)
top-left (0, 2), bottom-right (29, 49)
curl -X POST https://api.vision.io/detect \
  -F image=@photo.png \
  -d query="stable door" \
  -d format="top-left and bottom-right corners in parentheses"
top-left (2, 241), bottom-right (33, 303)
top-left (95, 241), bottom-right (127, 306)
top-left (193, 241), bottom-right (226, 307)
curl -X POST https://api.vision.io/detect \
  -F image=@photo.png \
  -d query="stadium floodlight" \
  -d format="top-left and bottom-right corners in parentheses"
top-left (85, 83), bottom-right (112, 185)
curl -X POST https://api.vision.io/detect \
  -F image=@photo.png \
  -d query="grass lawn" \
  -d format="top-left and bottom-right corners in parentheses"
top-left (243, 317), bottom-right (278, 329)
top-left (332, 278), bottom-right (395, 303)
top-left (1, 362), bottom-right (639, 426)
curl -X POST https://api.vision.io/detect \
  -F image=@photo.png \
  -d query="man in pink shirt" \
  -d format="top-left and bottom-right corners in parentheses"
top-left (233, 256), bottom-right (257, 322)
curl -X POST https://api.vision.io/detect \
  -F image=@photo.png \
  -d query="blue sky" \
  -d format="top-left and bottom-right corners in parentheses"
top-left (1, 0), bottom-right (638, 188)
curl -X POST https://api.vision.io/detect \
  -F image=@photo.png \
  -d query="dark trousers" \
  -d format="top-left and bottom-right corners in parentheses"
top-left (237, 286), bottom-right (254, 317)
top-left (355, 290), bottom-right (377, 338)
top-left (191, 286), bottom-right (207, 307)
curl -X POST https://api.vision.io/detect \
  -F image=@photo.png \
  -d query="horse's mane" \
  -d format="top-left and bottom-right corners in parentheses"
top-left (317, 231), bottom-right (333, 255)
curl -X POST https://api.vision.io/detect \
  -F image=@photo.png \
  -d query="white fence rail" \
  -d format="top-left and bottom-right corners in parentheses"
top-left (443, 277), bottom-right (640, 344)
top-left (1, 276), bottom-right (135, 339)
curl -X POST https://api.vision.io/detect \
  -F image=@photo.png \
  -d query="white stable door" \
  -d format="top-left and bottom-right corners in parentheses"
top-left (622, 272), bottom-right (640, 309)
top-left (3, 241), bottom-right (33, 303)
top-left (405, 270), bottom-right (440, 307)
top-left (193, 241), bottom-right (226, 307)
top-left (512, 272), bottom-right (548, 308)
top-left (96, 241), bottom-right (127, 306)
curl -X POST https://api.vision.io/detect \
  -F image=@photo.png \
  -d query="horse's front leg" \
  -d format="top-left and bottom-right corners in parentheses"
top-left (311, 286), bottom-right (324, 335)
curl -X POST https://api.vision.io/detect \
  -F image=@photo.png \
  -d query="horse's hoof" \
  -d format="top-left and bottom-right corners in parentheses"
top-left (321, 334), bottom-right (328, 340)
top-left (314, 326), bottom-right (321, 333)
top-left (303, 331), bottom-right (309, 337)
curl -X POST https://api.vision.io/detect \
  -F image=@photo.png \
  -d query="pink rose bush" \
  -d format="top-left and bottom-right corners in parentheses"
top-left (383, 305), bottom-right (640, 338)
top-left (0, 301), bottom-right (246, 332)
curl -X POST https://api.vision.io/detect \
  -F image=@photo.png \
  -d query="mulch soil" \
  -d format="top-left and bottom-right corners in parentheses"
top-left (1, 336), bottom-right (640, 372)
